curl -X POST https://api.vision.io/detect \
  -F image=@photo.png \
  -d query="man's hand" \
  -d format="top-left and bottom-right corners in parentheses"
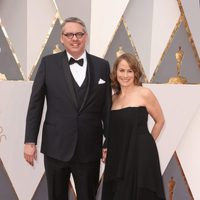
top-left (102, 148), bottom-right (107, 163)
top-left (24, 143), bottom-right (37, 166)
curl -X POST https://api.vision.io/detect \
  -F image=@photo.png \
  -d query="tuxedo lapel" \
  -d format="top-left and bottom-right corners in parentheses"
top-left (61, 52), bottom-right (78, 109)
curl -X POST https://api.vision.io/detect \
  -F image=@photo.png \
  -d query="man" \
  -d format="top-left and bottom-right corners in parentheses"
top-left (24, 17), bottom-right (111, 200)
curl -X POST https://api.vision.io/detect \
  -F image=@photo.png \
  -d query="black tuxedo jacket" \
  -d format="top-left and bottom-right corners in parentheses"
top-left (25, 51), bottom-right (111, 162)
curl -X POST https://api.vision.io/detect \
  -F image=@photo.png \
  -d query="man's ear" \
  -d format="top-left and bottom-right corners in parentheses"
top-left (60, 35), bottom-right (64, 44)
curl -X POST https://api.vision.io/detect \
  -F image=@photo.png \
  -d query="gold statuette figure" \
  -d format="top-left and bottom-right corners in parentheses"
top-left (168, 177), bottom-right (176, 200)
top-left (53, 44), bottom-right (62, 54)
top-left (176, 46), bottom-right (183, 77)
top-left (168, 46), bottom-right (187, 84)
top-left (0, 73), bottom-right (7, 80)
top-left (116, 46), bottom-right (125, 58)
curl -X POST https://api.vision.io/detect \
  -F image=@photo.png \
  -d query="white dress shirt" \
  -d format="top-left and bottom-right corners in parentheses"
top-left (67, 51), bottom-right (87, 87)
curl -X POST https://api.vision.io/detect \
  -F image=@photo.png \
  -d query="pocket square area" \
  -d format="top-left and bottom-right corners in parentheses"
top-left (98, 78), bottom-right (106, 84)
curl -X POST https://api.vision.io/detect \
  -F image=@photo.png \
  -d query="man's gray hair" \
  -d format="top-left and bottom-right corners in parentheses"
top-left (61, 17), bottom-right (87, 33)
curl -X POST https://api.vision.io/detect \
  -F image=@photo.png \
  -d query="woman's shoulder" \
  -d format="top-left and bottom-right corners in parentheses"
top-left (136, 86), bottom-right (155, 102)
top-left (138, 86), bottom-right (152, 95)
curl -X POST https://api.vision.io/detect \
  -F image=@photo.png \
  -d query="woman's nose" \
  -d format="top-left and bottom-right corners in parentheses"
top-left (124, 72), bottom-right (128, 77)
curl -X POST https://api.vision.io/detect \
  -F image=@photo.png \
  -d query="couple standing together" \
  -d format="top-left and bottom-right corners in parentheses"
top-left (24, 17), bottom-right (166, 200)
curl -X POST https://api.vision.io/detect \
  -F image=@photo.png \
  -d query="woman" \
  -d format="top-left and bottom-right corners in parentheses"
top-left (102, 53), bottom-right (166, 200)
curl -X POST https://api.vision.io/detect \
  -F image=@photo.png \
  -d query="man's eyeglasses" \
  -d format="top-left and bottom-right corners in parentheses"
top-left (62, 32), bottom-right (85, 39)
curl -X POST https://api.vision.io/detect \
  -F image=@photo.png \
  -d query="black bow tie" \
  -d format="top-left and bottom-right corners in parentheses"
top-left (69, 57), bottom-right (84, 66)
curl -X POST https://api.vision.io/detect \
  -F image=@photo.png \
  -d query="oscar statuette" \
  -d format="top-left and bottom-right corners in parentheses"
top-left (168, 46), bottom-right (187, 84)
top-left (53, 44), bottom-right (61, 54)
top-left (0, 73), bottom-right (7, 80)
top-left (168, 177), bottom-right (176, 200)
top-left (116, 46), bottom-right (125, 58)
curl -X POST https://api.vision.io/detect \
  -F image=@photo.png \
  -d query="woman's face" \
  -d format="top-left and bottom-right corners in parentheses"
top-left (116, 59), bottom-right (134, 88)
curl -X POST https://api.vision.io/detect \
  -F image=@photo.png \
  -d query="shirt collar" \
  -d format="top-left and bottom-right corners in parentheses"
top-left (67, 51), bottom-right (86, 61)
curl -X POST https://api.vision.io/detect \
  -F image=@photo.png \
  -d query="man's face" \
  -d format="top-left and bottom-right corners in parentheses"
top-left (60, 22), bottom-right (88, 59)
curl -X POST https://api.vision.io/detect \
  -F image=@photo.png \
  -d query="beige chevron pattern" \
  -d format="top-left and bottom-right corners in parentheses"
top-left (0, 0), bottom-right (200, 199)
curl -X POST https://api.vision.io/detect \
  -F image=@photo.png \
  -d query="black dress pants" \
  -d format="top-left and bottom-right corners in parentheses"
top-left (44, 155), bottom-right (100, 200)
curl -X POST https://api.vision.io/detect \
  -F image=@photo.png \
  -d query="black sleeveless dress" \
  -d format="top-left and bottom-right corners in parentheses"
top-left (102, 107), bottom-right (166, 200)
